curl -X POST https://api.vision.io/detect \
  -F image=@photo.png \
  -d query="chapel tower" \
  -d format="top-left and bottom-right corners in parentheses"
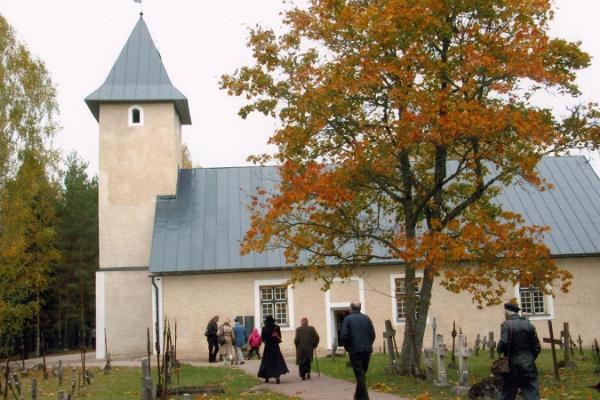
top-left (85, 15), bottom-right (191, 357)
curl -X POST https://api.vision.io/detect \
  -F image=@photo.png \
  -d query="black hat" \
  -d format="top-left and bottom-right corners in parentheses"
top-left (265, 315), bottom-right (275, 324)
top-left (504, 298), bottom-right (520, 313)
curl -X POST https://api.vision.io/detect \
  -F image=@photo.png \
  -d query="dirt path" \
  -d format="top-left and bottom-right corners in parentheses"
top-left (236, 359), bottom-right (408, 400)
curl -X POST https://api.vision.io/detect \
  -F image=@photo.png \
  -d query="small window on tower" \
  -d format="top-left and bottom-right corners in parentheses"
top-left (128, 105), bottom-right (144, 126)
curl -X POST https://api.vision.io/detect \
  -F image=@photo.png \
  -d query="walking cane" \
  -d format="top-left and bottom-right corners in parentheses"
top-left (314, 347), bottom-right (321, 378)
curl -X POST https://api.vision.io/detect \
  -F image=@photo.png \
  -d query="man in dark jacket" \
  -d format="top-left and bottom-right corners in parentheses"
top-left (497, 300), bottom-right (541, 400)
top-left (341, 300), bottom-right (376, 400)
top-left (294, 317), bottom-right (320, 380)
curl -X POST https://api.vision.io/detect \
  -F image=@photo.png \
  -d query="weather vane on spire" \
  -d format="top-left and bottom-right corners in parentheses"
top-left (134, 0), bottom-right (143, 16)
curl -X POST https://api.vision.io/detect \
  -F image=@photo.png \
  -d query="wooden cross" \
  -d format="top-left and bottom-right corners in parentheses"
top-left (474, 334), bottom-right (481, 356)
top-left (488, 331), bottom-right (496, 359)
top-left (383, 320), bottom-right (400, 373)
top-left (593, 338), bottom-right (600, 364)
top-left (449, 321), bottom-right (458, 369)
top-left (542, 320), bottom-right (561, 381)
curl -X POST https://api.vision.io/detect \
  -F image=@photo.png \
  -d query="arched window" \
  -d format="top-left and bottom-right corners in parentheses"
top-left (128, 105), bottom-right (144, 126)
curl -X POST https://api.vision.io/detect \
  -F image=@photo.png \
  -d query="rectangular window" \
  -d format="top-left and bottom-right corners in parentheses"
top-left (519, 286), bottom-right (547, 315)
top-left (260, 286), bottom-right (289, 326)
top-left (395, 278), bottom-right (421, 322)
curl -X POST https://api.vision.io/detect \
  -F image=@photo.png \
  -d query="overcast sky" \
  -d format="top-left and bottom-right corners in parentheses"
top-left (1, 0), bottom-right (599, 175)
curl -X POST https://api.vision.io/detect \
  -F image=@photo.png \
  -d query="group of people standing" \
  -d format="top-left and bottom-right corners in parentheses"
top-left (204, 300), bottom-right (376, 399)
top-left (205, 316), bottom-right (263, 366)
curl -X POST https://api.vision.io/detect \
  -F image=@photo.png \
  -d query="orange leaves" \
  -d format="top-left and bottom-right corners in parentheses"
top-left (227, 0), bottom-right (589, 303)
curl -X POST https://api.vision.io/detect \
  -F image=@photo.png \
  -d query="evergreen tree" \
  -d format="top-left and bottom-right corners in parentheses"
top-left (48, 152), bottom-right (98, 351)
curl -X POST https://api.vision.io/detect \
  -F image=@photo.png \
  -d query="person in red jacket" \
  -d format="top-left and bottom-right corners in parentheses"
top-left (247, 328), bottom-right (262, 359)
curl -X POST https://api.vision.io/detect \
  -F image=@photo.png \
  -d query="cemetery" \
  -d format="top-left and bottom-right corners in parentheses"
top-left (317, 318), bottom-right (600, 400)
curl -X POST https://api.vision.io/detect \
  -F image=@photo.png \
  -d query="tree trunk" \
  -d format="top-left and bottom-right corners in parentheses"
top-left (398, 265), bottom-right (434, 376)
top-left (35, 291), bottom-right (41, 357)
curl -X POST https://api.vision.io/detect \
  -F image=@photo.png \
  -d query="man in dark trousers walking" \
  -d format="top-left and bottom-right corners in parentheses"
top-left (341, 300), bottom-right (375, 400)
top-left (294, 317), bottom-right (320, 380)
top-left (497, 299), bottom-right (541, 400)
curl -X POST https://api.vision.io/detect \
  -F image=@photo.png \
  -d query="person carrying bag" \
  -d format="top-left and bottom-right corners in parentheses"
top-left (496, 299), bottom-right (541, 400)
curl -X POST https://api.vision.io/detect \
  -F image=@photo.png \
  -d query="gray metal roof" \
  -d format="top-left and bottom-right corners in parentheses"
top-left (149, 156), bottom-right (600, 274)
top-left (85, 16), bottom-right (191, 124)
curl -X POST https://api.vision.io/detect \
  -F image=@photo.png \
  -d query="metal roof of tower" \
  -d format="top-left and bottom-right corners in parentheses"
top-left (85, 16), bottom-right (191, 124)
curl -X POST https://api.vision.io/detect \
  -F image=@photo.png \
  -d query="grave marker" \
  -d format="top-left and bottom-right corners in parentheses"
top-left (141, 358), bottom-right (156, 400)
top-left (383, 320), bottom-right (400, 373)
top-left (592, 338), bottom-right (600, 374)
top-left (488, 332), bottom-right (496, 359)
top-left (57, 361), bottom-right (63, 386)
top-left (474, 334), bottom-right (481, 356)
top-left (11, 372), bottom-right (22, 398)
top-left (453, 333), bottom-right (473, 394)
top-left (561, 323), bottom-right (577, 369)
top-left (577, 335), bottom-right (585, 360)
top-left (542, 320), bottom-right (561, 381)
top-left (434, 334), bottom-right (449, 387)
top-left (431, 318), bottom-right (437, 350)
top-left (31, 378), bottom-right (37, 400)
top-left (423, 348), bottom-right (434, 383)
top-left (449, 321), bottom-right (458, 370)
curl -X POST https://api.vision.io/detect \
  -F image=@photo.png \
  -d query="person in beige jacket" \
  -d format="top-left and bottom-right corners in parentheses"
top-left (218, 318), bottom-right (236, 366)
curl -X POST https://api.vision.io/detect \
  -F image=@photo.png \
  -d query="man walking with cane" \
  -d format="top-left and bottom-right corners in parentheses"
top-left (294, 317), bottom-right (320, 380)
top-left (341, 300), bottom-right (375, 400)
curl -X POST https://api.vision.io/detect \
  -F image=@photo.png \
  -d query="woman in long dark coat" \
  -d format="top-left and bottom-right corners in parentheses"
top-left (257, 315), bottom-right (289, 383)
top-left (205, 315), bottom-right (220, 363)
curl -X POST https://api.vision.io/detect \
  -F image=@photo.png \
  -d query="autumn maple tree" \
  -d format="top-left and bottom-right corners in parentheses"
top-left (222, 0), bottom-right (600, 374)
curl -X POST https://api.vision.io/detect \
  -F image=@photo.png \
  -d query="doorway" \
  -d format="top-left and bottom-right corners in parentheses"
top-left (332, 309), bottom-right (350, 348)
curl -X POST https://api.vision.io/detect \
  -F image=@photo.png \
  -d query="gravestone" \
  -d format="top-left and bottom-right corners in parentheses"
top-left (434, 334), bottom-right (449, 387)
top-left (481, 336), bottom-right (487, 352)
top-left (57, 390), bottom-right (66, 400)
top-left (31, 379), bottom-right (37, 400)
top-left (141, 358), bottom-right (156, 400)
top-left (487, 332), bottom-right (496, 359)
top-left (182, 395), bottom-right (191, 400)
top-left (454, 334), bottom-right (473, 388)
top-left (431, 318), bottom-right (437, 350)
top-left (423, 348), bottom-right (434, 383)
top-left (560, 323), bottom-right (577, 369)
top-left (460, 335), bottom-right (471, 381)
top-left (474, 334), bottom-right (481, 356)
top-left (70, 367), bottom-right (76, 397)
top-left (383, 320), bottom-right (400, 373)
top-left (57, 360), bottom-right (63, 386)
top-left (11, 372), bottom-right (22, 398)
top-left (542, 320), bottom-right (561, 381)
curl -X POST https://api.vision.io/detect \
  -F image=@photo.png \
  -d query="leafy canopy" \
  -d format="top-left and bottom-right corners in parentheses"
top-left (221, 0), bottom-right (600, 305)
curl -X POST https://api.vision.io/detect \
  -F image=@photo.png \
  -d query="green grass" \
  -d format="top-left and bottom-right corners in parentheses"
top-left (317, 350), bottom-right (600, 399)
top-left (7, 365), bottom-right (297, 399)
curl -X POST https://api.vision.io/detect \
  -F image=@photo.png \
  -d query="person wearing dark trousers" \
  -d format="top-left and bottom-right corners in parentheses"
top-left (341, 300), bottom-right (375, 400)
top-left (294, 317), bottom-right (320, 380)
top-left (497, 299), bottom-right (542, 400)
top-left (205, 315), bottom-right (220, 363)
